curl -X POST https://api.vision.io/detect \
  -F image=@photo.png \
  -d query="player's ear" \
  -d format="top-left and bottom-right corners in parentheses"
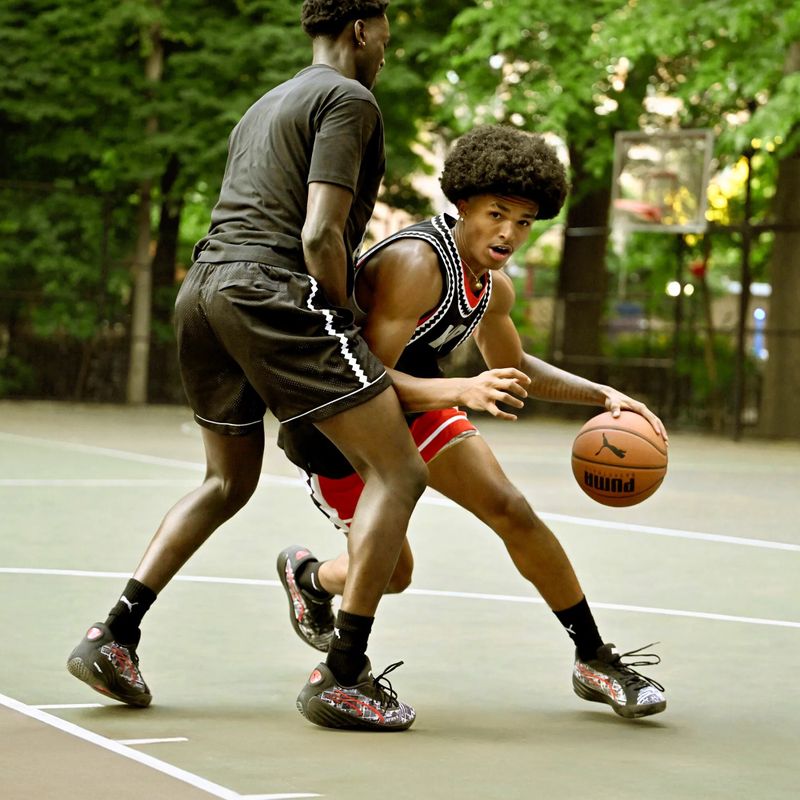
top-left (353, 19), bottom-right (367, 48)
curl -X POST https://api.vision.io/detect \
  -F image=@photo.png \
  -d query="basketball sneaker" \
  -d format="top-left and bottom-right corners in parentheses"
top-left (573, 643), bottom-right (666, 718)
top-left (66, 622), bottom-right (151, 707)
top-left (297, 659), bottom-right (415, 731)
top-left (277, 545), bottom-right (334, 652)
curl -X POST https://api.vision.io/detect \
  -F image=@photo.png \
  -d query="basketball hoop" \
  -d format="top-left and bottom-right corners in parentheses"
top-left (611, 130), bottom-right (715, 234)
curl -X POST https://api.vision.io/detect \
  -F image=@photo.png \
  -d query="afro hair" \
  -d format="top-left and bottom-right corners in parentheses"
top-left (440, 125), bottom-right (569, 220)
top-left (301, 0), bottom-right (389, 37)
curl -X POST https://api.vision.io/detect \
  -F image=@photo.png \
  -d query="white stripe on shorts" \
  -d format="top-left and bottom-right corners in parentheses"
top-left (279, 372), bottom-right (387, 425)
top-left (416, 410), bottom-right (469, 453)
top-left (307, 276), bottom-right (369, 386)
top-left (279, 277), bottom-right (384, 425)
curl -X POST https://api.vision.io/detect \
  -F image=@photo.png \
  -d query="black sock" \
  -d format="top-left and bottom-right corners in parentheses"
top-left (105, 579), bottom-right (157, 643)
top-left (296, 560), bottom-right (333, 601)
top-left (553, 596), bottom-right (604, 661)
top-left (325, 609), bottom-right (373, 686)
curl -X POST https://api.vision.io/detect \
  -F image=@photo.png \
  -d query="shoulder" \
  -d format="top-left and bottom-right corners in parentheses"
top-left (370, 237), bottom-right (441, 285)
top-left (360, 236), bottom-right (443, 314)
top-left (312, 66), bottom-right (380, 109)
top-left (487, 270), bottom-right (516, 313)
top-left (286, 66), bottom-right (380, 112)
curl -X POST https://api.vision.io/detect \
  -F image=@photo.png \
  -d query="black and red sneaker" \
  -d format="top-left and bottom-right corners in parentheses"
top-left (573, 643), bottom-right (666, 718)
top-left (277, 545), bottom-right (334, 652)
top-left (296, 659), bottom-right (415, 731)
top-left (66, 622), bottom-right (151, 707)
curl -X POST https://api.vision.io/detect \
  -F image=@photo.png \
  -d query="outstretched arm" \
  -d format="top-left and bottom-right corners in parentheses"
top-left (474, 272), bottom-right (668, 442)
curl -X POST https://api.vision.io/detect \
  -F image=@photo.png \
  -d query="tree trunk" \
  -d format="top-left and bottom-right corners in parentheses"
top-left (151, 155), bottom-right (182, 293)
top-left (758, 42), bottom-right (800, 439)
top-left (126, 11), bottom-right (163, 404)
top-left (551, 146), bottom-right (611, 382)
top-left (148, 155), bottom-right (183, 401)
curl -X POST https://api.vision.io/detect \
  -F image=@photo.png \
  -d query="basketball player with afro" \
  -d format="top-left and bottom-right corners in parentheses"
top-left (67, 0), bottom-right (425, 732)
top-left (279, 124), bottom-right (671, 720)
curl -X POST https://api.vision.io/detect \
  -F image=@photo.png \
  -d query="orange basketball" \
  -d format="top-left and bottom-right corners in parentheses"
top-left (571, 410), bottom-right (667, 507)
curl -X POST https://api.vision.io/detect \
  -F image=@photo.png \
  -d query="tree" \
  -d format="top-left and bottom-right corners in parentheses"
top-left (432, 0), bottom-right (654, 376)
top-left (759, 41), bottom-right (800, 437)
top-left (599, 0), bottom-right (800, 436)
top-left (0, 0), bottom-right (309, 400)
top-left (1, 0), bottom-right (465, 401)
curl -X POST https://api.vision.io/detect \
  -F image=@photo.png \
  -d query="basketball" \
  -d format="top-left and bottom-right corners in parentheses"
top-left (571, 410), bottom-right (667, 507)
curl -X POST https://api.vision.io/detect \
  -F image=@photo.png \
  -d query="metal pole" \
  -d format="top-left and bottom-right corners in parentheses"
top-left (732, 149), bottom-right (754, 441)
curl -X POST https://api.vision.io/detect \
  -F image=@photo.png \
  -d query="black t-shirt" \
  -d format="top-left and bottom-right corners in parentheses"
top-left (193, 64), bottom-right (385, 278)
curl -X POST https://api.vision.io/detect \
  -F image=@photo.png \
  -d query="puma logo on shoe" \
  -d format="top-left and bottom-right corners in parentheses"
top-left (595, 434), bottom-right (626, 459)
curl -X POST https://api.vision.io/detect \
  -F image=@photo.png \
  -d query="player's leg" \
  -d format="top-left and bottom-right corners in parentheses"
top-left (66, 426), bottom-right (265, 707)
top-left (277, 538), bottom-right (412, 652)
top-left (315, 538), bottom-right (413, 595)
top-left (427, 434), bottom-right (583, 610)
top-left (313, 386), bottom-right (426, 615)
top-left (279, 407), bottom-right (470, 652)
top-left (133, 426), bottom-right (264, 592)
top-left (427, 434), bottom-right (665, 718)
top-left (295, 387), bottom-right (425, 731)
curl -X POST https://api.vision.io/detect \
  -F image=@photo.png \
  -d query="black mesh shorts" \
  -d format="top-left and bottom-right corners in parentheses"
top-left (174, 261), bottom-right (392, 435)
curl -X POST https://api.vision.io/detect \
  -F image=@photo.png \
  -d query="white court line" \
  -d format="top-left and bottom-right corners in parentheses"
top-left (1, 566), bottom-right (798, 630)
top-left (402, 588), bottom-right (800, 629)
top-left (540, 511), bottom-right (800, 552)
top-left (0, 692), bottom-right (320, 799)
top-left (4, 469), bottom-right (800, 552)
top-left (0, 431), bottom-right (206, 471)
top-left (117, 736), bottom-right (188, 745)
top-left (2, 428), bottom-right (799, 553)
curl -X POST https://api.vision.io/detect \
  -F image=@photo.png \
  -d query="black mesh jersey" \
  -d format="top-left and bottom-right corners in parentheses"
top-left (355, 213), bottom-right (493, 379)
top-left (193, 64), bottom-right (385, 285)
top-left (278, 214), bottom-right (493, 477)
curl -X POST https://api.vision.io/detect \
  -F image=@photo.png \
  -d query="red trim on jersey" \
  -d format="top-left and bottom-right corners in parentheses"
top-left (310, 408), bottom-right (476, 530)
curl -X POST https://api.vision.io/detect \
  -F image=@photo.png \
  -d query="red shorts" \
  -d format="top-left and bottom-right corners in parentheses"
top-left (300, 408), bottom-right (477, 531)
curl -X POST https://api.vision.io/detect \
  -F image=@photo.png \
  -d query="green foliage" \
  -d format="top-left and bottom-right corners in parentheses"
top-left (0, 186), bottom-right (132, 339)
top-left (0, 354), bottom-right (35, 396)
top-left (2, 0), bottom-right (798, 419)
top-left (597, 0), bottom-right (800, 163)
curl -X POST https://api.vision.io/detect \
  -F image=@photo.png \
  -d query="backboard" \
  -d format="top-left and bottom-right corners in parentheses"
top-left (611, 129), bottom-right (715, 234)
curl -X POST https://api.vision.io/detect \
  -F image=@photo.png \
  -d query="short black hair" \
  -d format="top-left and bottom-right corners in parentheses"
top-left (301, 0), bottom-right (389, 37)
top-left (440, 125), bottom-right (569, 220)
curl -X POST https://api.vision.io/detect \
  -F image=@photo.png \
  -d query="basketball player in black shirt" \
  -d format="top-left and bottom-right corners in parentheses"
top-left (279, 125), bottom-right (670, 720)
top-left (67, 0), bottom-right (422, 731)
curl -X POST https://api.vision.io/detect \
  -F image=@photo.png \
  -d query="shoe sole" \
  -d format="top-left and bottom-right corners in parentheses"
top-left (67, 656), bottom-right (152, 708)
top-left (572, 676), bottom-right (666, 719)
top-left (276, 550), bottom-right (332, 653)
top-left (297, 696), bottom-right (414, 732)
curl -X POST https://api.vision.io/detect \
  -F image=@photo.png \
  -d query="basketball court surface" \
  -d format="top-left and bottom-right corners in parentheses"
top-left (1, 401), bottom-right (798, 799)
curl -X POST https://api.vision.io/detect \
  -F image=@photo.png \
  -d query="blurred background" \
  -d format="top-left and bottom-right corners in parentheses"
top-left (2, 0), bottom-right (798, 440)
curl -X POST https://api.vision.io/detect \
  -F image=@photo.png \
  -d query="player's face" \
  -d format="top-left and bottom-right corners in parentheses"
top-left (457, 194), bottom-right (539, 272)
top-left (355, 15), bottom-right (390, 89)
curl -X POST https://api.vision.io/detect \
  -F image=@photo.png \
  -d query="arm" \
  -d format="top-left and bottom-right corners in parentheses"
top-left (303, 96), bottom-right (383, 307)
top-left (358, 242), bottom-right (530, 419)
top-left (301, 181), bottom-right (353, 307)
top-left (474, 272), bottom-right (669, 441)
